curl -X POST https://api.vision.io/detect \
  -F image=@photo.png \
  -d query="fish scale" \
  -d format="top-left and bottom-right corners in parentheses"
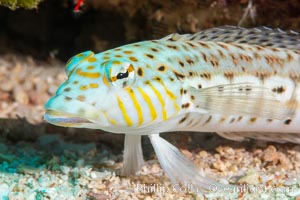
top-left (44, 26), bottom-right (300, 191)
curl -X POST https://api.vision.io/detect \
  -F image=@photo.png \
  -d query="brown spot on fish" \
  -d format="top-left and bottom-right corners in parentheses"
top-left (115, 55), bottom-right (122, 58)
top-left (250, 117), bottom-right (257, 123)
top-left (290, 73), bottom-right (300, 81)
top-left (189, 71), bottom-right (193, 76)
top-left (210, 60), bottom-right (219, 68)
top-left (137, 68), bottom-right (143, 76)
top-left (180, 88), bottom-right (184, 95)
top-left (229, 53), bottom-right (238, 65)
top-left (123, 51), bottom-right (133, 54)
top-left (272, 86), bottom-right (285, 94)
top-left (200, 73), bottom-right (211, 79)
top-left (150, 48), bottom-right (158, 52)
top-left (198, 41), bottom-right (210, 49)
top-left (145, 54), bottom-right (154, 59)
top-left (191, 95), bottom-right (195, 100)
top-left (187, 42), bottom-right (196, 48)
top-left (254, 71), bottom-right (271, 82)
top-left (201, 52), bottom-right (208, 63)
top-left (267, 119), bottom-right (273, 122)
top-left (64, 87), bottom-right (71, 92)
top-left (224, 72), bottom-right (234, 80)
top-left (179, 61), bottom-right (185, 67)
top-left (284, 119), bottom-right (292, 125)
top-left (158, 65), bottom-right (166, 71)
top-left (229, 118), bottom-right (235, 123)
top-left (167, 45), bottom-right (178, 50)
top-left (129, 57), bottom-right (138, 62)
top-left (275, 58), bottom-right (283, 67)
top-left (64, 96), bottom-right (72, 101)
top-left (232, 43), bottom-right (245, 50)
top-left (173, 71), bottom-right (185, 80)
top-left (253, 52), bottom-right (261, 59)
top-left (237, 116), bottom-right (243, 121)
top-left (218, 43), bottom-right (229, 50)
top-left (287, 53), bottom-right (293, 62)
top-left (169, 77), bottom-right (174, 82)
top-left (239, 54), bottom-right (252, 63)
top-left (198, 84), bottom-right (202, 89)
top-left (265, 55), bottom-right (277, 65)
top-left (255, 45), bottom-right (265, 51)
top-left (271, 47), bottom-right (280, 52)
top-left (154, 77), bottom-right (161, 81)
top-left (245, 86), bottom-right (252, 91)
top-left (217, 49), bottom-right (225, 59)
top-left (203, 115), bottom-right (212, 125)
top-left (181, 103), bottom-right (190, 109)
top-left (186, 58), bottom-right (194, 65)
top-left (179, 116), bottom-right (187, 124)
top-left (220, 117), bottom-right (226, 123)
top-left (73, 81), bottom-right (79, 85)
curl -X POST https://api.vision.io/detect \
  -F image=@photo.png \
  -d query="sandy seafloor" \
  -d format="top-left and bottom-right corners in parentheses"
top-left (1, 56), bottom-right (300, 200)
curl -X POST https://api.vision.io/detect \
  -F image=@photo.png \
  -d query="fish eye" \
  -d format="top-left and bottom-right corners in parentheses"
top-left (116, 71), bottom-right (129, 80)
top-left (105, 60), bottom-right (135, 88)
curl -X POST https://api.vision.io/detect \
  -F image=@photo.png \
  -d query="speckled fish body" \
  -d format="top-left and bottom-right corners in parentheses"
top-left (44, 26), bottom-right (300, 190)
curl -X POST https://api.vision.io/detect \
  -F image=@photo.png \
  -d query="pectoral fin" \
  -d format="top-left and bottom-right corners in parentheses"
top-left (149, 134), bottom-right (227, 191)
top-left (188, 83), bottom-right (290, 120)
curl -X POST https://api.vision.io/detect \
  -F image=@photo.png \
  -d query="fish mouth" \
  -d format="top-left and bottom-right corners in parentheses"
top-left (44, 110), bottom-right (92, 127)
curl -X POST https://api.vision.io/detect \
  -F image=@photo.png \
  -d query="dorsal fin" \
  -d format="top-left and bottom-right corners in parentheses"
top-left (161, 26), bottom-right (300, 50)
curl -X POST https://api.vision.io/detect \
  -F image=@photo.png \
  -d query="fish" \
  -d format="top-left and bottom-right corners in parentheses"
top-left (44, 26), bottom-right (300, 191)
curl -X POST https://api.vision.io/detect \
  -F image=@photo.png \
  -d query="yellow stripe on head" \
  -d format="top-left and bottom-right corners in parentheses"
top-left (102, 111), bottom-right (117, 125)
top-left (76, 69), bottom-right (100, 78)
top-left (117, 96), bottom-right (133, 126)
top-left (147, 82), bottom-right (167, 120)
top-left (126, 88), bottom-right (143, 126)
top-left (154, 78), bottom-right (179, 112)
top-left (138, 87), bottom-right (157, 121)
top-left (102, 76), bottom-right (109, 86)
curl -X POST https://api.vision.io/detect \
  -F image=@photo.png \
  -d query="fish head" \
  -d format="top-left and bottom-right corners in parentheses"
top-left (44, 43), bottom-right (182, 133)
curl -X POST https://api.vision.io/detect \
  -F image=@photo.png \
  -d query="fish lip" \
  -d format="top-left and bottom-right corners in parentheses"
top-left (44, 110), bottom-right (92, 125)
